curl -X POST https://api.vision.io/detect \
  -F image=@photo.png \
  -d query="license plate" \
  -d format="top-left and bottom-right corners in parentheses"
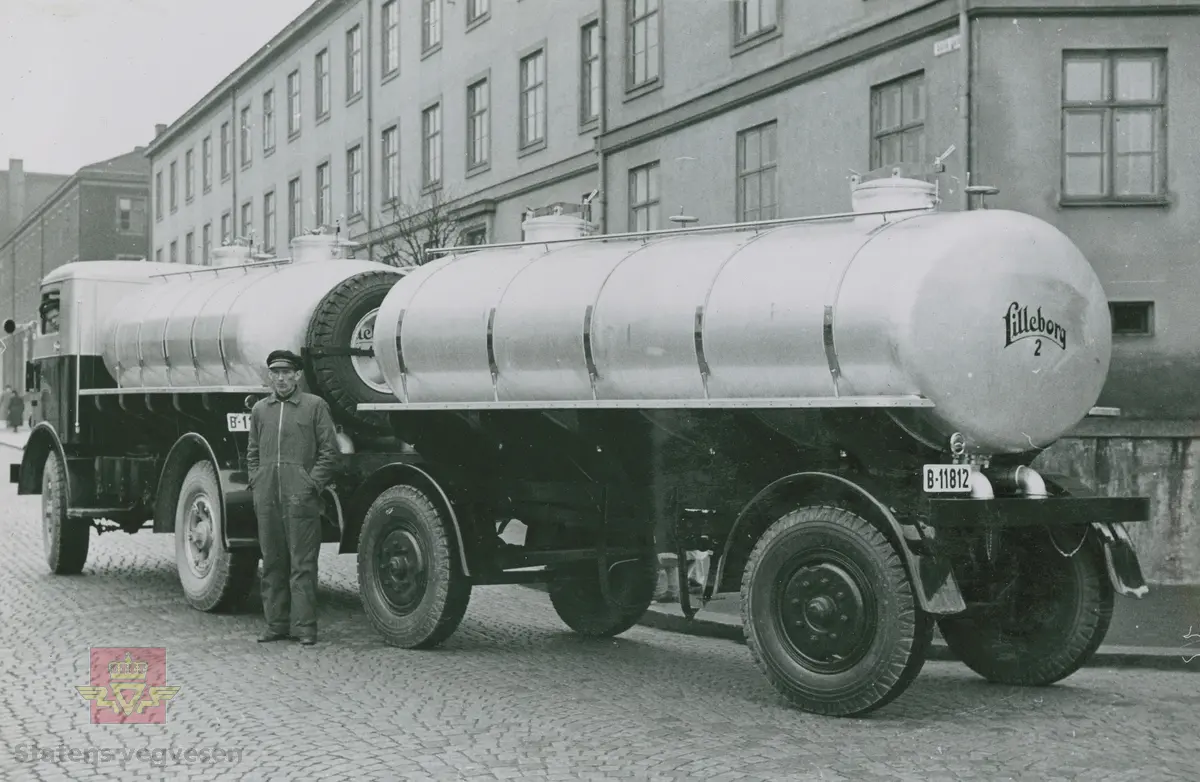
top-left (226, 413), bottom-right (252, 432)
top-left (923, 464), bottom-right (972, 493)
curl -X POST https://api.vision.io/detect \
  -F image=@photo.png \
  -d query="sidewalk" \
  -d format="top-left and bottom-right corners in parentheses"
top-left (641, 582), bottom-right (1200, 672)
top-left (0, 428), bottom-right (28, 451)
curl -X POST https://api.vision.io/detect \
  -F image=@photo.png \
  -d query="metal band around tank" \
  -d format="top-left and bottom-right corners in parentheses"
top-left (486, 307), bottom-right (499, 402)
top-left (393, 308), bottom-right (408, 403)
top-left (191, 273), bottom-right (245, 386)
top-left (582, 304), bottom-right (598, 400)
top-left (694, 306), bottom-right (711, 400)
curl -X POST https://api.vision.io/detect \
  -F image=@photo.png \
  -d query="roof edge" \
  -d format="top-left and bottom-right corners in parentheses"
top-left (144, 0), bottom-right (338, 157)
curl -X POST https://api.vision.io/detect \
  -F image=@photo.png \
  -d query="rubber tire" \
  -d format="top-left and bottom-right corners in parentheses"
top-left (174, 462), bottom-right (257, 613)
top-left (937, 529), bottom-right (1114, 686)
top-left (304, 270), bottom-right (402, 434)
top-left (548, 556), bottom-right (658, 638)
top-left (741, 505), bottom-right (933, 718)
top-left (357, 484), bottom-right (471, 649)
top-left (42, 450), bottom-right (89, 575)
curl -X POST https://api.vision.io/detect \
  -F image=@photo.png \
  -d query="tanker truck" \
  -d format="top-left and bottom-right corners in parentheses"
top-left (4, 231), bottom-right (427, 613)
top-left (348, 170), bottom-right (1151, 718)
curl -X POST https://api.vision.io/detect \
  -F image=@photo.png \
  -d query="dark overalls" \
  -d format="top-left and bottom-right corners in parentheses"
top-left (246, 391), bottom-right (340, 638)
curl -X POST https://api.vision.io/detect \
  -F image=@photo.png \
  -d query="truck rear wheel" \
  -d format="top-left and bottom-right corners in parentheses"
top-left (304, 270), bottom-right (402, 434)
top-left (357, 484), bottom-right (471, 649)
top-left (174, 461), bottom-right (256, 612)
top-left (937, 528), bottom-right (1113, 686)
top-left (42, 450), bottom-right (89, 575)
top-left (741, 505), bottom-right (932, 718)
top-left (548, 556), bottom-right (658, 638)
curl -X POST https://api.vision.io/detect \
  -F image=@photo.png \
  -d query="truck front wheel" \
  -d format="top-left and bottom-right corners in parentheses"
top-left (741, 505), bottom-right (932, 718)
top-left (42, 450), bottom-right (89, 575)
top-left (174, 461), bottom-right (257, 612)
top-left (357, 485), bottom-right (471, 649)
top-left (937, 528), bottom-right (1113, 686)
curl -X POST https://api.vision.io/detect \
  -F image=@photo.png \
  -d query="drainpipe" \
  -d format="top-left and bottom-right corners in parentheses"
top-left (231, 85), bottom-right (239, 237)
top-left (958, 0), bottom-right (972, 211)
top-left (365, 0), bottom-right (375, 260)
top-left (597, 0), bottom-right (609, 234)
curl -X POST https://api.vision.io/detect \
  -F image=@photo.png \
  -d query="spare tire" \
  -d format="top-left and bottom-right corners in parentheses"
top-left (304, 269), bottom-right (404, 433)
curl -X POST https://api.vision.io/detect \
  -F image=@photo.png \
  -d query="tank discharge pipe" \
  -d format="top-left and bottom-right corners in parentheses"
top-left (988, 465), bottom-right (1050, 498)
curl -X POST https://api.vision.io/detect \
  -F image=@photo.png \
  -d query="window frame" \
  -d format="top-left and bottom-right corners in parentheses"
top-left (220, 121), bottom-right (232, 180)
top-left (518, 46), bottom-right (547, 155)
top-left (288, 176), bottom-right (303, 240)
top-left (381, 0), bottom-right (400, 78)
top-left (202, 223), bottom-right (212, 265)
top-left (736, 120), bottom-right (780, 223)
top-left (184, 149), bottom-right (194, 201)
top-left (422, 101), bottom-right (443, 190)
top-left (346, 144), bottom-right (364, 218)
top-left (116, 196), bottom-right (145, 235)
top-left (346, 24), bottom-right (363, 102)
top-left (169, 160), bottom-right (178, 212)
top-left (240, 105), bottom-right (253, 169)
top-left (263, 88), bottom-right (276, 154)
top-left (185, 231), bottom-right (195, 265)
top-left (315, 160), bottom-right (331, 227)
top-left (580, 19), bottom-right (601, 131)
top-left (731, 0), bottom-right (782, 53)
top-left (624, 0), bottom-right (662, 99)
top-left (381, 124), bottom-right (399, 203)
top-left (628, 161), bottom-right (661, 232)
top-left (287, 69), bottom-right (302, 138)
top-left (869, 71), bottom-right (927, 170)
top-left (1060, 48), bottom-right (1169, 206)
top-left (466, 76), bottom-right (491, 174)
top-left (422, 0), bottom-right (443, 56)
top-left (202, 135), bottom-right (213, 192)
top-left (467, 0), bottom-right (490, 31)
top-left (1109, 300), bottom-right (1155, 337)
top-left (263, 190), bottom-right (277, 253)
top-left (241, 200), bottom-right (253, 242)
top-left (315, 48), bottom-right (331, 120)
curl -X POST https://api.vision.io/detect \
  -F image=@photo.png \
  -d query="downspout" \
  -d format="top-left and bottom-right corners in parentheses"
top-left (231, 85), bottom-right (239, 240)
top-left (597, 0), bottom-right (609, 234)
top-left (365, 0), bottom-right (375, 261)
top-left (958, 0), bottom-right (972, 211)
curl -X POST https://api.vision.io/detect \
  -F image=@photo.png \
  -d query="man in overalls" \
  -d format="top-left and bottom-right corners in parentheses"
top-left (246, 349), bottom-right (340, 645)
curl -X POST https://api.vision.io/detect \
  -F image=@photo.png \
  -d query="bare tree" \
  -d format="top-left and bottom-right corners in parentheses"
top-left (374, 185), bottom-right (465, 267)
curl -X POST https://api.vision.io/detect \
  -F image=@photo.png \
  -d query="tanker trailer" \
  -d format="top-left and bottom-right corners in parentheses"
top-left (5, 232), bottom-right (422, 614)
top-left (352, 178), bottom-right (1150, 718)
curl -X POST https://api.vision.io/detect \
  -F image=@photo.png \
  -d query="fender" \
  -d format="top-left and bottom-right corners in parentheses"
top-left (154, 433), bottom-right (258, 551)
top-left (348, 461), bottom-right (470, 577)
top-left (715, 470), bottom-right (966, 615)
top-left (15, 422), bottom-right (70, 500)
top-left (1040, 472), bottom-right (1149, 599)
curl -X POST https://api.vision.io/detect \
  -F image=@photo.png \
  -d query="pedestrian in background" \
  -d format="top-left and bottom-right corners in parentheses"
top-left (246, 349), bottom-right (340, 645)
top-left (4, 386), bottom-right (24, 432)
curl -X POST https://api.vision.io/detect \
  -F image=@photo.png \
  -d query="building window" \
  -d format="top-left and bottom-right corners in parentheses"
top-left (117, 196), bottom-right (146, 234)
top-left (263, 89), bottom-right (275, 152)
top-left (315, 49), bottom-right (330, 118)
top-left (287, 70), bottom-right (301, 136)
top-left (263, 191), bottom-right (276, 253)
top-left (422, 104), bottom-right (442, 187)
top-left (737, 121), bottom-right (778, 222)
top-left (1110, 301), bottom-right (1154, 336)
top-left (734, 0), bottom-right (778, 43)
top-left (382, 1), bottom-right (399, 76)
top-left (467, 79), bottom-right (489, 170)
top-left (202, 223), bottom-right (212, 264)
top-left (581, 22), bottom-right (600, 127)
top-left (316, 162), bottom-right (330, 226)
top-left (1062, 50), bottom-right (1166, 201)
top-left (629, 162), bottom-right (660, 232)
top-left (870, 71), bottom-right (925, 169)
top-left (221, 212), bottom-right (231, 243)
top-left (169, 161), bottom-right (178, 211)
top-left (382, 126), bottom-right (399, 201)
top-left (347, 25), bottom-right (363, 100)
top-left (185, 149), bottom-right (194, 200)
top-left (288, 177), bottom-right (302, 240)
top-left (460, 225), bottom-right (487, 245)
top-left (220, 122), bottom-right (231, 179)
top-left (627, 0), bottom-right (660, 90)
top-left (170, 240), bottom-right (178, 264)
top-left (202, 135), bottom-right (212, 190)
top-left (241, 200), bottom-right (253, 240)
top-left (347, 145), bottom-right (363, 217)
top-left (240, 106), bottom-right (252, 167)
top-left (185, 231), bottom-right (195, 265)
top-left (468, 0), bottom-right (489, 24)
top-left (520, 49), bottom-right (546, 150)
top-left (423, 0), bottom-right (441, 53)
top-left (154, 171), bottom-right (163, 220)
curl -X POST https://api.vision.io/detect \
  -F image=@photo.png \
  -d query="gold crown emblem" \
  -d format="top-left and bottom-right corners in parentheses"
top-left (108, 652), bottom-right (150, 681)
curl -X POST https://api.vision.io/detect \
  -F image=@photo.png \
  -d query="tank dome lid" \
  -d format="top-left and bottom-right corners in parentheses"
top-left (291, 230), bottom-right (355, 263)
top-left (850, 172), bottom-right (939, 218)
top-left (211, 242), bottom-right (253, 267)
top-left (522, 202), bottom-right (596, 243)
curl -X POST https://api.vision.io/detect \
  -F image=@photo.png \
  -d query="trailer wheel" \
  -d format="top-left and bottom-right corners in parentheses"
top-left (741, 505), bottom-right (932, 718)
top-left (548, 556), bottom-right (658, 638)
top-left (42, 450), bottom-right (89, 575)
top-left (357, 485), bottom-right (471, 649)
top-left (304, 270), bottom-right (401, 434)
top-left (937, 528), bottom-right (1113, 686)
top-left (174, 462), bottom-right (257, 612)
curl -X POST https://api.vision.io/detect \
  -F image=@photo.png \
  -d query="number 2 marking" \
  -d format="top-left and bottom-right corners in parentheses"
top-left (1034, 338), bottom-right (1042, 356)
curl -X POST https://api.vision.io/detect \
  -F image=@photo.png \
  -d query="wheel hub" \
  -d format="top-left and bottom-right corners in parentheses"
top-left (186, 498), bottom-right (215, 577)
top-left (350, 308), bottom-right (390, 394)
top-left (377, 528), bottom-right (427, 613)
top-left (780, 562), bottom-right (872, 671)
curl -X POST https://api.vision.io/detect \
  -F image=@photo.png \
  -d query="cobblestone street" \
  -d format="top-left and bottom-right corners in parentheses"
top-left (0, 443), bottom-right (1196, 782)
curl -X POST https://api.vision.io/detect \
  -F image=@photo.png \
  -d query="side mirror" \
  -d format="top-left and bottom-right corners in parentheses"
top-left (2, 319), bottom-right (14, 335)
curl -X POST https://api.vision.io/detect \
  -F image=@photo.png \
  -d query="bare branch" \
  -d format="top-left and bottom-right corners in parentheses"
top-left (373, 185), bottom-right (468, 267)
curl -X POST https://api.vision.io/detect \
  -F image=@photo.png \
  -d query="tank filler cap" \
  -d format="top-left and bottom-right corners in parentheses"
top-left (522, 202), bottom-right (596, 243)
top-left (291, 230), bottom-right (349, 263)
top-left (211, 242), bottom-right (253, 267)
top-left (850, 171), bottom-right (939, 218)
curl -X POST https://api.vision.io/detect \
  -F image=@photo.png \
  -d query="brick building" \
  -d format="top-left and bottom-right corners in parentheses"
top-left (0, 148), bottom-right (151, 390)
top-left (1, 159), bottom-right (70, 246)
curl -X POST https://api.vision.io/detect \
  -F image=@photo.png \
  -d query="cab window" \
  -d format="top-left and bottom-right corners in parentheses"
top-left (39, 288), bottom-right (61, 335)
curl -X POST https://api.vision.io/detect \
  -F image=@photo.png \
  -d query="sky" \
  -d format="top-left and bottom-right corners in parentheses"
top-left (0, 0), bottom-right (317, 175)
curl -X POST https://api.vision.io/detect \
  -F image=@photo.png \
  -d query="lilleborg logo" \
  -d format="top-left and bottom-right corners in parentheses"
top-left (1003, 302), bottom-right (1067, 352)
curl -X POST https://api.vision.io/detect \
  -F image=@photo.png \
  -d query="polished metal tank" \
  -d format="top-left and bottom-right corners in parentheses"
top-left (372, 179), bottom-right (1112, 455)
top-left (100, 234), bottom-right (404, 390)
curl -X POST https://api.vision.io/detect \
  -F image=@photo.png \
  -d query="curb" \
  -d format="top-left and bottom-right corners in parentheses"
top-left (635, 605), bottom-right (1199, 673)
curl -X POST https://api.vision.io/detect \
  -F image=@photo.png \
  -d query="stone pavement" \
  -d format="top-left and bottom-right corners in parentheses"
top-left (1, 438), bottom-right (1198, 781)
